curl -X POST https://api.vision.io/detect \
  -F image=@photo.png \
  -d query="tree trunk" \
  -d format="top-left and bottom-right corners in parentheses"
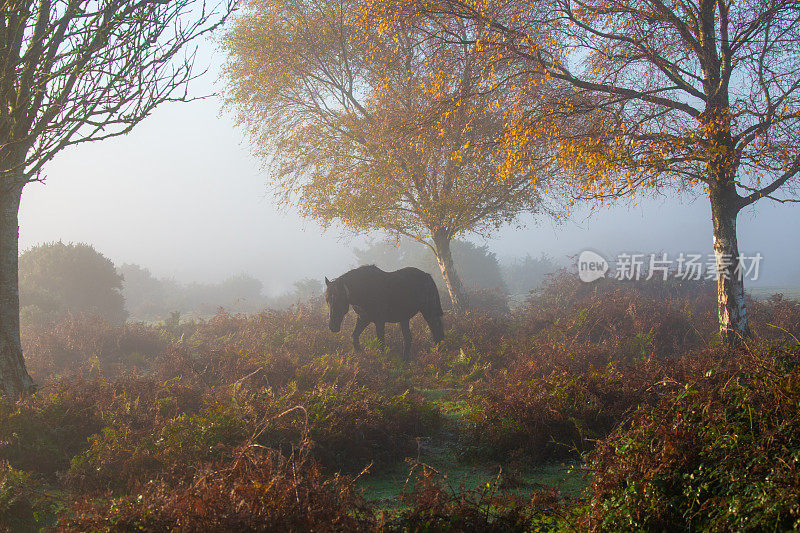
top-left (0, 182), bottom-right (34, 397)
top-left (709, 180), bottom-right (749, 345)
top-left (432, 231), bottom-right (468, 313)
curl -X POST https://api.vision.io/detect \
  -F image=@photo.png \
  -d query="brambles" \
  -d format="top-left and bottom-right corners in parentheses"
top-left (584, 343), bottom-right (800, 531)
top-left (61, 445), bottom-right (374, 532)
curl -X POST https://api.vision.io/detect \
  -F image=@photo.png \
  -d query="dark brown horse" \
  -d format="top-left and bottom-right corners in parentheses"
top-left (324, 265), bottom-right (444, 360)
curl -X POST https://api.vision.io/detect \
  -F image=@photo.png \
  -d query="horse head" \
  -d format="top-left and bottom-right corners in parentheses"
top-left (324, 276), bottom-right (350, 333)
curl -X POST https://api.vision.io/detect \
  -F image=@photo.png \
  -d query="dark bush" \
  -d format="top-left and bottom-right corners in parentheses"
top-left (583, 343), bottom-right (800, 531)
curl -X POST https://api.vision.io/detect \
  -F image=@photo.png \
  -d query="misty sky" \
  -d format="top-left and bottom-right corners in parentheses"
top-left (18, 38), bottom-right (800, 295)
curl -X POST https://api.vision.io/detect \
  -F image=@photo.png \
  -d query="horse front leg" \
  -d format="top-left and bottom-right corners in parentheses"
top-left (352, 316), bottom-right (369, 352)
top-left (374, 321), bottom-right (386, 351)
top-left (400, 320), bottom-right (413, 361)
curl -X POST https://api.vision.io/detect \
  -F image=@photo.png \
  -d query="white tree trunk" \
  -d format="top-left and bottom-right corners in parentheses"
top-left (432, 232), bottom-right (468, 313)
top-left (710, 183), bottom-right (750, 345)
top-left (0, 182), bottom-right (34, 397)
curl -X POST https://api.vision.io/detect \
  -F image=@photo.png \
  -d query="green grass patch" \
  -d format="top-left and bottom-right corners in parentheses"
top-left (357, 387), bottom-right (587, 509)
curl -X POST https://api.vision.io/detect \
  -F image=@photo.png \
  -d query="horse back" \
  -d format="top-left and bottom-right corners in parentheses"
top-left (344, 265), bottom-right (442, 322)
top-left (390, 267), bottom-right (443, 316)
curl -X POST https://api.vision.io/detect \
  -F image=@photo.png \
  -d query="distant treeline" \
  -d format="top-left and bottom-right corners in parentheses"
top-left (119, 264), bottom-right (323, 321)
top-left (19, 241), bottom-right (561, 324)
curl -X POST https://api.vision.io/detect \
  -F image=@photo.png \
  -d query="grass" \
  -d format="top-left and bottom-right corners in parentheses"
top-left (358, 387), bottom-right (588, 509)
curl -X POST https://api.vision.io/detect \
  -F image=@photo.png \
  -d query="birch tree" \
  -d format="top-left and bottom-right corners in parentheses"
top-left (222, 0), bottom-right (554, 312)
top-left (392, 0), bottom-right (800, 343)
top-left (0, 0), bottom-right (233, 397)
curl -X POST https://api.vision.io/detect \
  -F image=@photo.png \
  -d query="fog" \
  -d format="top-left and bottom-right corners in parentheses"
top-left (18, 46), bottom-right (800, 294)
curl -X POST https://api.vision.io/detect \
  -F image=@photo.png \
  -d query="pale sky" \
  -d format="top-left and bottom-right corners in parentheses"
top-left (17, 36), bottom-right (800, 294)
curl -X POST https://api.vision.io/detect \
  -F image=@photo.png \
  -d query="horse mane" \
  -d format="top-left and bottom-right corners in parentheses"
top-left (339, 264), bottom-right (382, 281)
top-left (353, 264), bottom-right (381, 272)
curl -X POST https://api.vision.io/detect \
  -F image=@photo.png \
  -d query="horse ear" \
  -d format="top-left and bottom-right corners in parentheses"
top-left (325, 277), bottom-right (331, 287)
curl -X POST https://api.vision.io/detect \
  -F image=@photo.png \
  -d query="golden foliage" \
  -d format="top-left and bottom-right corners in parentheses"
top-left (366, 0), bottom-right (800, 207)
top-left (222, 0), bottom-right (552, 245)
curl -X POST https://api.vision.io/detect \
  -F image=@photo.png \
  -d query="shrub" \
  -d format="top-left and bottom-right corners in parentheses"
top-left (465, 371), bottom-right (628, 463)
top-left (253, 384), bottom-right (443, 472)
top-left (59, 445), bottom-right (374, 532)
top-left (0, 462), bottom-right (40, 532)
top-left (19, 241), bottom-right (128, 326)
top-left (521, 271), bottom-right (718, 358)
top-left (583, 343), bottom-right (800, 531)
top-left (66, 398), bottom-right (246, 492)
top-left (4, 278), bottom-right (799, 529)
top-left (0, 381), bottom-right (108, 478)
